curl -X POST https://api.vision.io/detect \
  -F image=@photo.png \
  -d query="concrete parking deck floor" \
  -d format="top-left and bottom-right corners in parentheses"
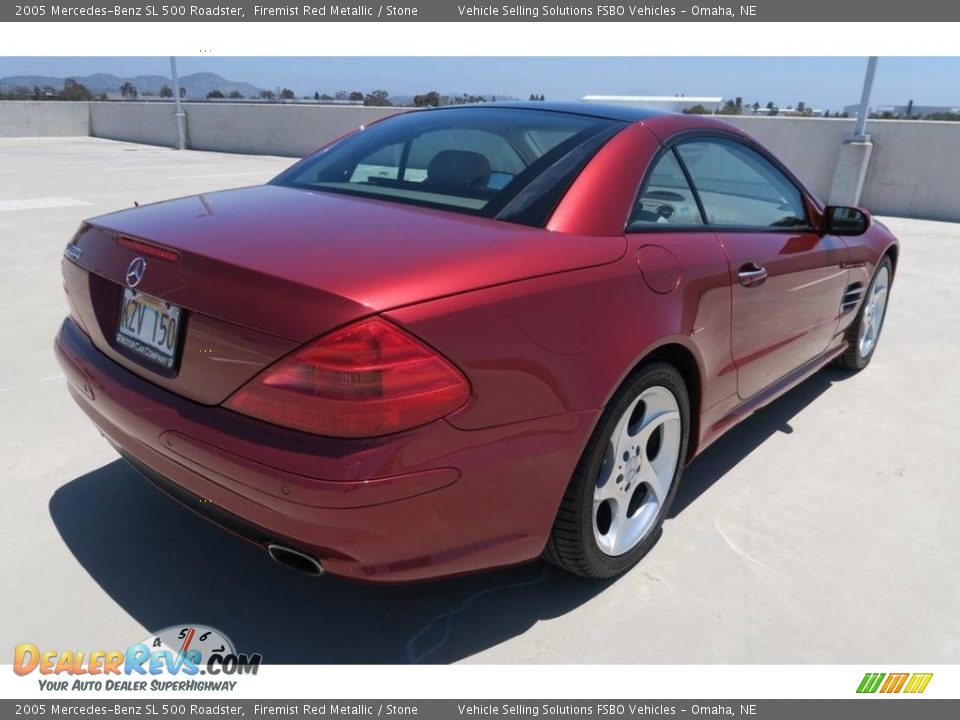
top-left (2, 137), bottom-right (959, 664)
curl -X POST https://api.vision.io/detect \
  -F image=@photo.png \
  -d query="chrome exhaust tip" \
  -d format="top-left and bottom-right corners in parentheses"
top-left (266, 542), bottom-right (324, 577)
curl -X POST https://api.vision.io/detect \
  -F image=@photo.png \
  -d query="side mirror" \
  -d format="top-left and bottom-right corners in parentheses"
top-left (824, 205), bottom-right (870, 236)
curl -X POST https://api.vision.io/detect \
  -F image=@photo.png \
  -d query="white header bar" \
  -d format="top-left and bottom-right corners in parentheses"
top-left (3, 21), bottom-right (960, 56)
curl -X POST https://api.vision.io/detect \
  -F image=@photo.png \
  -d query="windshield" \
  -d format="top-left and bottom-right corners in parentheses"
top-left (270, 107), bottom-right (622, 220)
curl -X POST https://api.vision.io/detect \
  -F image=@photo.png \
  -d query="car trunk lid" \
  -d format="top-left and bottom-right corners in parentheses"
top-left (64, 184), bottom-right (625, 403)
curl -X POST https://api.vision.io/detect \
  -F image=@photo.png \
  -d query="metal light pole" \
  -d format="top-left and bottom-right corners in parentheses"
top-left (170, 56), bottom-right (187, 150)
top-left (852, 56), bottom-right (878, 141)
top-left (829, 56), bottom-right (877, 206)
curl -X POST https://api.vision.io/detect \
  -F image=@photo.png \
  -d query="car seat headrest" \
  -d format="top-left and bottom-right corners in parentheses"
top-left (426, 150), bottom-right (492, 189)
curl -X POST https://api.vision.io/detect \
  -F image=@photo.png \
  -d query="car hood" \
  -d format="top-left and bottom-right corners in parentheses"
top-left (82, 184), bottom-right (626, 340)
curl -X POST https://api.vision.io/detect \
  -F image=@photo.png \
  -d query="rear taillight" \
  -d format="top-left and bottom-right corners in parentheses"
top-left (223, 317), bottom-right (470, 438)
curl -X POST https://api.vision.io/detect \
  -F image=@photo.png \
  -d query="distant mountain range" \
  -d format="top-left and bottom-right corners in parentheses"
top-left (0, 72), bottom-right (264, 99)
top-left (1, 72), bottom-right (519, 105)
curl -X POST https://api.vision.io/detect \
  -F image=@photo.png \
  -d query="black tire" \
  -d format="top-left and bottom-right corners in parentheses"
top-left (836, 256), bottom-right (893, 371)
top-left (544, 362), bottom-right (690, 579)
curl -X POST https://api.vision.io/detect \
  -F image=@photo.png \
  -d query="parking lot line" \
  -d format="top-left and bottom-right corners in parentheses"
top-left (0, 197), bottom-right (91, 211)
top-left (167, 171), bottom-right (276, 179)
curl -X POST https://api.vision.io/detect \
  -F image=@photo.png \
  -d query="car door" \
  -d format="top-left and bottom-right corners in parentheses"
top-left (674, 137), bottom-right (848, 400)
top-left (624, 145), bottom-right (740, 417)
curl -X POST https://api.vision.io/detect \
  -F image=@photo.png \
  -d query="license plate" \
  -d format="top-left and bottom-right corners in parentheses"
top-left (115, 288), bottom-right (182, 369)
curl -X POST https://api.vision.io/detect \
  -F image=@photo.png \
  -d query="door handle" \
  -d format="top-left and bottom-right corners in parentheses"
top-left (738, 262), bottom-right (768, 288)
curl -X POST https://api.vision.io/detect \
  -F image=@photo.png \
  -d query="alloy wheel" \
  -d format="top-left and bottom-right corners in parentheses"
top-left (858, 265), bottom-right (890, 358)
top-left (592, 385), bottom-right (682, 556)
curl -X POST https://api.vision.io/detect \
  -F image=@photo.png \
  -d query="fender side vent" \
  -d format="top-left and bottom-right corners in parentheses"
top-left (842, 282), bottom-right (865, 314)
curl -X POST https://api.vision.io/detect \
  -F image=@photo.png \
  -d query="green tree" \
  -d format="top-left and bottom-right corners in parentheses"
top-left (159, 84), bottom-right (173, 98)
top-left (259, 89), bottom-right (276, 100)
top-left (7, 85), bottom-right (31, 100)
top-left (228, 90), bottom-right (243, 99)
top-left (179, 87), bottom-right (186, 99)
top-left (450, 93), bottom-right (487, 105)
top-left (120, 81), bottom-right (138, 99)
top-left (717, 99), bottom-right (739, 115)
top-left (348, 91), bottom-right (364, 102)
top-left (60, 79), bottom-right (92, 101)
top-left (413, 91), bottom-right (441, 107)
top-left (206, 90), bottom-right (224, 99)
top-left (280, 88), bottom-right (296, 100)
top-left (682, 104), bottom-right (710, 115)
top-left (364, 89), bottom-right (391, 106)
top-left (313, 91), bottom-right (320, 100)
top-left (36, 85), bottom-right (57, 100)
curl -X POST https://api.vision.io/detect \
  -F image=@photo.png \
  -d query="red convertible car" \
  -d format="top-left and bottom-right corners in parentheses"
top-left (55, 103), bottom-right (898, 582)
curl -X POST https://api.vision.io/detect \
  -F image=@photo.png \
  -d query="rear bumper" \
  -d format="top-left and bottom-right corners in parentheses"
top-left (55, 318), bottom-right (597, 582)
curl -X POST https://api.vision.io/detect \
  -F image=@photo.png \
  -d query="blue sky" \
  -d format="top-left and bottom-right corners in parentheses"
top-left (1, 57), bottom-right (958, 111)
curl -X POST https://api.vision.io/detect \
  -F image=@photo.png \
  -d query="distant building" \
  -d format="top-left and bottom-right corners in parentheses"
top-left (842, 103), bottom-right (960, 117)
top-left (582, 95), bottom-right (724, 113)
top-left (750, 106), bottom-right (825, 117)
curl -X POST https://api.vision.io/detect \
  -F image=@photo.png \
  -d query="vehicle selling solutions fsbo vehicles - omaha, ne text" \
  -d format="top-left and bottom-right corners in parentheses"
top-left (55, 103), bottom-right (898, 581)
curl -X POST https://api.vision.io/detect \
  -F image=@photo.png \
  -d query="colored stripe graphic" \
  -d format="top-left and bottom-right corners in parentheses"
top-left (857, 672), bottom-right (932, 694)
top-left (904, 673), bottom-right (933, 694)
top-left (857, 673), bottom-right (885, 693)
top-left (880, 673), bottom-right (909, 693)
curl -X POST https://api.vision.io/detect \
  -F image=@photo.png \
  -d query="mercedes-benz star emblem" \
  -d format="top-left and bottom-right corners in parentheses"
top-left (125, 257), bottom-right (147, 288)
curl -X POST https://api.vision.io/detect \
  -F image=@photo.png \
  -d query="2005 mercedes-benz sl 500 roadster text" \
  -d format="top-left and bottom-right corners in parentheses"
top-left (55, 103), bottom-right (898, 582)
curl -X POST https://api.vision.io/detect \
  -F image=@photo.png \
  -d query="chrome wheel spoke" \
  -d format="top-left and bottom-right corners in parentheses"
top-left (639, 463), bottom-right (670, 505)
top-left (605, 501), bottom-right (628, 555)
top-left (635, 409), bottom-right (680, 446)
top-left (594, 472), bottom-right (619, 502)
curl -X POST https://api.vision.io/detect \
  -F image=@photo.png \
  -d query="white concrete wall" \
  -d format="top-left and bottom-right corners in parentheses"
top-left (0, 101), bottom-right (90, 137)
top-left (183, 103), bottom-right (402, 157)
top-left (859, 121), bottom-right (960, 221)
top-left (2, 102), bottom-right (958, 222)
top-left (87, 101), bottom-right (402, 157)
top-left (89, 102), bottom-right (181, 148)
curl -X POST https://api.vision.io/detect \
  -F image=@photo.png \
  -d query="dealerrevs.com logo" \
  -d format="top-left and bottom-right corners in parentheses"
top-left (857, 672), bottom-right (933, 694)
top-left (14, 624), bottom-right (261, 692)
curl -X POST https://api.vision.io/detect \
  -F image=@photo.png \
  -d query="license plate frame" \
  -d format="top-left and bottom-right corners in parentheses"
top-left (115, 288), bottom-right (183, 371)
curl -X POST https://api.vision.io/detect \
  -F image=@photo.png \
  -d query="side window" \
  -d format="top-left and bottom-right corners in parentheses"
top-left (628, 150), bottom-right (704, 230)
top-left (675, 140), bottom-right (807, 228)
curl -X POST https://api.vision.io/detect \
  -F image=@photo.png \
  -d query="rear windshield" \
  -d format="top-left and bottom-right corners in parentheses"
top-left (271, 107), bottom-right (622, 220)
